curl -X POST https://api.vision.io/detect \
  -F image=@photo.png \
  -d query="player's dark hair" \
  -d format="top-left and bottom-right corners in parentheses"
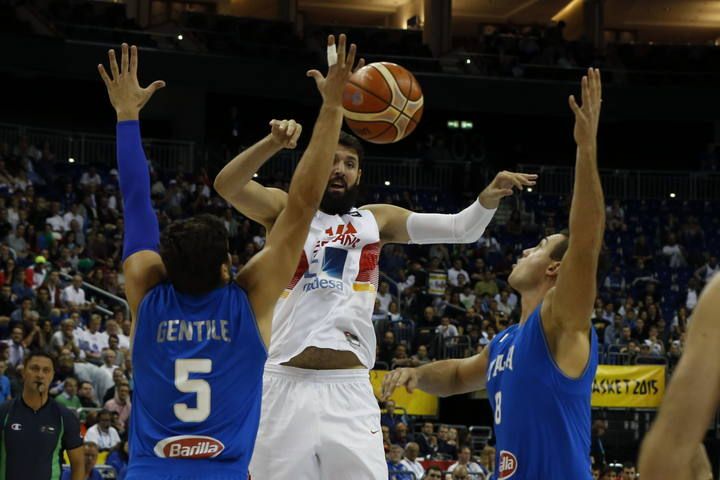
top-left (338, 131), bottom-right (364, 166)
top-left (550, 228), bottom-right (609, 283)
top-left (23, 351), bottom-right (55, 368)
top-left (160, 214), bottom-right (229, 295)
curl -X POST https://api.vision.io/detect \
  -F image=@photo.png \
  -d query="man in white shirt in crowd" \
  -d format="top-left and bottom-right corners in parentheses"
top-left (447, 259), bottom-right (469, 288)
top-left (694, 255), bottom-right (719, 286)
top-left (377, 281), bottom-right (392, 312)
top-left (45, 201), bottom-right (66, 233)
top-left (99, 349), bottom-right (117, 377)
top-left (4, 327), bottom-right (27, 368)
top-left (62, 275), bottom-right (91, 312)
top-left (448, 447), bottom-right (488, 479)
top-left (79, 167), bottom-right (102, 189)
top-left (83, 409), bottom-right (121, 451)
top-left (661, 233), bottom-right (686, 268)
top-left (435, 316), bottom-right (459, 339)
top-left (79, 314), bottom-right (108, 365)
top-left (400, 442), bottom-right (425, 479)
top-left (63, 203), bottom-right (84, 232)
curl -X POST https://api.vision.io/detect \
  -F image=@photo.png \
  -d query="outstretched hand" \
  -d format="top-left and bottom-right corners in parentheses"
top-left (569, 68), bottom-right (601, 147)
top-left (306, 34), bottom-right (365, 108)
top-left (98, 43), bottom-right (166, 121)
top-left (479, 171), bottom-right (538, 209)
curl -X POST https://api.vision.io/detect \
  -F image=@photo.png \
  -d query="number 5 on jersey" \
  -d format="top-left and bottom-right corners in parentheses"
top-left (174, 359), bottom-right (212, 422)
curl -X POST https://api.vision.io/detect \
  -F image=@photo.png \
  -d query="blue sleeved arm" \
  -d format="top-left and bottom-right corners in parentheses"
top-left (117, 120), bottom-right (160, 261)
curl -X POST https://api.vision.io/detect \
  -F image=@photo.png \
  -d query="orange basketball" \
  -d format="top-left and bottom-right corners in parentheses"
top-left (342, 62), bottom-right (424, 144)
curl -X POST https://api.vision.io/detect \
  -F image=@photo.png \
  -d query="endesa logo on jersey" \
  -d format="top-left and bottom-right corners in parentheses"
top-left (154, 435), bottom-right (225, 459)
top-left (498, 450), bottom-right (518, 479)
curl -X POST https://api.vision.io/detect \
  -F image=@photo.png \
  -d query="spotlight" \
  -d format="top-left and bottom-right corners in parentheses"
top-left (384, 180), bottom-right (391, 186)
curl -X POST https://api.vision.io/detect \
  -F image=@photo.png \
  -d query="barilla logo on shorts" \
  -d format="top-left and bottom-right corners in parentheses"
top-left (498, 450), bottom-right (518, 479)
top-left (154, 435), bottom-right (225, 459)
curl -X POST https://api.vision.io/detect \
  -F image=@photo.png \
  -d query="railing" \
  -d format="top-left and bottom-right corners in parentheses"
top-left (517, 164), bottom-right (720, 201)
top-left (59, 272), bottom-right (130, 320)
top-left (0, 123), bottom-right (196, 173)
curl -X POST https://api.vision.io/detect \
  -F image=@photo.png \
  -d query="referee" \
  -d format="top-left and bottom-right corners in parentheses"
top-left (0, 352), bottom-right (84, 480)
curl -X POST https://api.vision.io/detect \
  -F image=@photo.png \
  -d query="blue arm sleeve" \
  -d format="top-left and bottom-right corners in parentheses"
top-left (117, 120), bottom-right (160, 261)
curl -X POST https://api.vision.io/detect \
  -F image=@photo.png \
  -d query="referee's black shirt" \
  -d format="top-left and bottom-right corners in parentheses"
top-left (0, 397), bottom-right (83, 480)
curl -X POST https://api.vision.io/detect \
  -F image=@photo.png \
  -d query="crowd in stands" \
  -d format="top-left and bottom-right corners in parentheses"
top-left (0, 131), bottom-right (715, 478)
top-left (6, 0), bottom-right (720, 86)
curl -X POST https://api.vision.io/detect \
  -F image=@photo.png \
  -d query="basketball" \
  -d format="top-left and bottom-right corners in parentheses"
top-left (342, 62), bottom-right (424, 144)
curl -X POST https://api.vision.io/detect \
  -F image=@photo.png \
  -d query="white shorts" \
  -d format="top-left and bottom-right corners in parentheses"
top-left (249, 364), bottom-right (388, 480)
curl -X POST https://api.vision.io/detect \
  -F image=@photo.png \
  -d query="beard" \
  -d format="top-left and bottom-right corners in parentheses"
top-left (319, 183), bottom-right (360, 216)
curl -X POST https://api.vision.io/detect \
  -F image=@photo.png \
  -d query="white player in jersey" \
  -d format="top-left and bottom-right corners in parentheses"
top-left (214, 120), bottom-right (536, 479)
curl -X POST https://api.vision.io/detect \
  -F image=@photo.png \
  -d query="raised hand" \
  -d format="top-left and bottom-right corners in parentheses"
top-left (479, 171), bottom-right (538, 209)
top-left (268, 119), bottom-right (302, 149)
top-left (98, 43), bottom-right (166, 121)
top-left (569, 68), bottom-right (602, 147)
top-left (381, 368), bottom-right (419, 401)
top-left (306, 34), bottom-right (365, 107)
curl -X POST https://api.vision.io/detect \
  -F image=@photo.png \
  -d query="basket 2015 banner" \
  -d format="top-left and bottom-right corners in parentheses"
top-left (591, 365), bottom-right (666, 408)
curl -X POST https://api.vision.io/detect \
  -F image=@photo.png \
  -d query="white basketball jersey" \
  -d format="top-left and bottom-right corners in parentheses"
top-left (268, 208), bottom-right (380, 369)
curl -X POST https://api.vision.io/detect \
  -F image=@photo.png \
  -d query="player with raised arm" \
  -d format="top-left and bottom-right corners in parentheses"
top-left (382, 69), bottom-right (605, 479)
top-left (214, 66), bottom-right (536, 480)
top-left (97, 36), bottom-right (361, 479)
top-left (638, 275), bottom-right (719, 480)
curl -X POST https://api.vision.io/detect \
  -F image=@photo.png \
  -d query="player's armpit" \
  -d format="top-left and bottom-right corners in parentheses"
top-left (361, 204), bottom-right (412, 244)
top-left (123, 250), bottom-right (166, 320)
top-left (219, 181), bottom-right (287, 232)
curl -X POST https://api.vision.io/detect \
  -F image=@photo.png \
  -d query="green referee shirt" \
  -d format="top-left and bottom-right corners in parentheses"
top-left (0, 397), bottom-right (83, 480)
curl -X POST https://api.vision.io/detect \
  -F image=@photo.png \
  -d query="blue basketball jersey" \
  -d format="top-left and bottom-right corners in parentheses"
top-left (486, 303), bottom-right (598, 480)
top-left (127, 282), bottom-right (267, 480)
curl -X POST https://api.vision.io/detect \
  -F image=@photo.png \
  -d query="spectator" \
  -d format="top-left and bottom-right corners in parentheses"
top-left (83, 409), bottom-right (121, 451)
top-left (401, 442), bottom-right (425, 479)
top-left (392, 345), bottom-right (414, 369)
top-left (61, 275), bottom-right (91, 311)
top-left (79, 167), bottom-right (102, 189)
top-left (104, 318), bottom-right (129, 350)
top-left (448, 446), bottom-right (488, 479)
top-left (104, 382), bottom-right (131, 430)
top-left (51, 318), bottom-right (84, 360)
top-left (63, 204), bottom-right (84, 232)
top-left (661, 233), bottom-right (686, 268)
top-left (437, 425), bottom-right (457, 458)
top-left (590, 419), bottom-right (607, 467)
top-left (473, 270), bottom-right (499, 298)
top-left (416, 422), bottom-right (435, 457)
top-left (424, 466), bottom-right (443, 480)
top-left (388, 444), bottom-right (413, 480)
top-left (435, 316), bottom-right (459, 338)
top-left (378, 331), bottom-right (397, 366)
top-left (450, 465), bottom-right (469, 479)
top-left (0, 360), bottom-right (10, 401)
top-left (388, 301), bottom-right (404, 322)
top-left (78, 381), bottom-right (99, 409)
top-left (61, 441), bottom-right (103, 480)
top-left (479, 446), bottom-right (495, 476)
top-left (694, 255), bottom-right (719, 285)
top-left (621, 462), bottom-right (637, 480)
top-left (55, 376), bottom-right (82, 410)
top-left (411, 345), bottom-right (432, 366)
top-left (448, 259), bottom-right (469, 288)
top-left (4, 326), bottom-right (27, 368)
top-left (45, 202), bottom-right (65, 233)
top-left (106, 440), bottom-right (129, 480)
top-left (99, 349), bottom-right (118, 376)
top-left (79, 314), bottom-right (108, 365)
top-left (394, 421), bottom-right (413, 447)
top-left (381, 400), bottom-right (411, 431)
top-left (377, 281), bottom-right (392, 312)
top-left (103, 368), bottom-right (128, 404)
